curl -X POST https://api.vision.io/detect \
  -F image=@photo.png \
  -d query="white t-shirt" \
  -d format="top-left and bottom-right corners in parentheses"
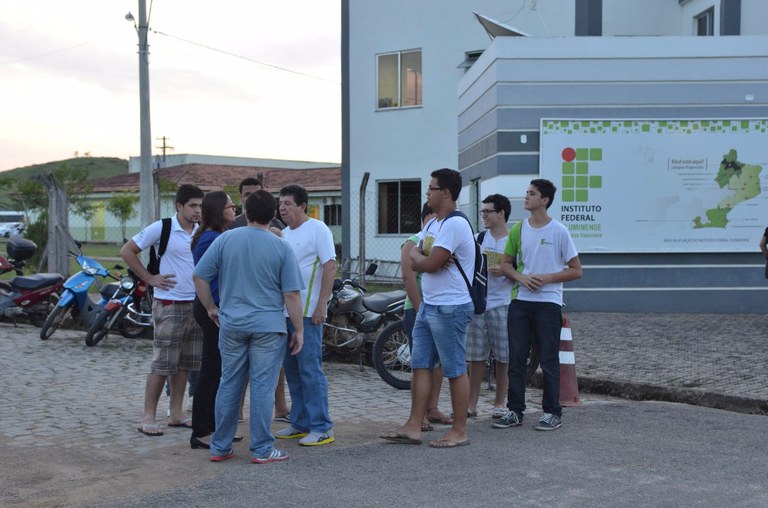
top-left (418, 215), bottom-right (475, 306)
top-left (132, 215), bottom-right (198, 301)
top-left (516, 218), bottom-right (578, 305)
top-left (282, 217), bottom-right (336, 317)
top-left (479, 230), bottom-right (513, 311)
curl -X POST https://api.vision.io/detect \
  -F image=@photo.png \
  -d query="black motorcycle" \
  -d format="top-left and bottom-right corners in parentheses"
top-left (323, 264), bottom-right (406, 374)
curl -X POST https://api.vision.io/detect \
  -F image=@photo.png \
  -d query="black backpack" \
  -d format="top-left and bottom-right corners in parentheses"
top-left (146, 218), bottom-right (172, 276)
top-left (445, 211), bottom-right (488, 315)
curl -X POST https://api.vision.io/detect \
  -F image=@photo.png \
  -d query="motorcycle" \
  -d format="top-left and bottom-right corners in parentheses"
top-left (323, 263), bottom-right (406, 371)
top-left (84, 270), bottom-right (150, 346)
top-left (0, 238), bottom-right (64, 326)
top-left (39, 251), bottom-right (123, 340)
top-left (373, 317), bottom-right (541, 391)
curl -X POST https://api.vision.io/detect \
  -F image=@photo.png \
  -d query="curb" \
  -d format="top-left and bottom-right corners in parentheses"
top-left (529, 373), bottom-right (768, 416)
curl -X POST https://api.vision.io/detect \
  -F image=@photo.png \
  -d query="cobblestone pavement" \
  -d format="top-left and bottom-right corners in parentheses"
top-left (569, 312), bottom-right (768, 413)
top-left (1, 311), bottom-right (766, 455)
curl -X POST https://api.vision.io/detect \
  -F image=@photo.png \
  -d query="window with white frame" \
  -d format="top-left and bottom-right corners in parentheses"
top-left (695, 7), bottom-right (714, 36)
top-left (377, 50), bottom-right (422, 109)
top-left (377, 180), bottom-right (421, 234)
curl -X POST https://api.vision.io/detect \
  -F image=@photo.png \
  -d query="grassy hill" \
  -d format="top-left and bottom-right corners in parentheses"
top-left (0, 157), bottom-right (128, 209)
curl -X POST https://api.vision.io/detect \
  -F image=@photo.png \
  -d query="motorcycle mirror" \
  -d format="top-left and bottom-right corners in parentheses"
top-left (365, 263), bottom-right (378, 276)
top-left (114, 264), bottom-right (124, 270)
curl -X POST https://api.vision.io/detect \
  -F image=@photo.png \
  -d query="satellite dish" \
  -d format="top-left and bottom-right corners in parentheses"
top-left (473, 12), bottom-right (530, 39)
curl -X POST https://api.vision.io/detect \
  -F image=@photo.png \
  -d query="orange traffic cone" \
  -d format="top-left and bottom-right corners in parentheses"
top-left (559, 315), bottom-right (580, 406)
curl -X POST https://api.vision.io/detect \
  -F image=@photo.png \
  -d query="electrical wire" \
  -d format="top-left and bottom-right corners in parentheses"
top-left (0, 42), bottom-right (88, 65)
top-left (151, 29), bottom-right (339, 85)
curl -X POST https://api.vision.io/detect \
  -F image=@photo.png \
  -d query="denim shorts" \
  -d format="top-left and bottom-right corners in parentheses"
top-left (411, 302), bottom-right (473, 379)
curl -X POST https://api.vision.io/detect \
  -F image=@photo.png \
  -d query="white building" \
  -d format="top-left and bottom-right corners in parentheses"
top-left (343, 0), bottom-right (768, 312)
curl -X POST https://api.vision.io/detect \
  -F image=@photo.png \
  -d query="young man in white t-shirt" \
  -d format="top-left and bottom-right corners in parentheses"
top-left (495, 179), bottom-right (582, 431)
top-left (120, 184), bottom-right (205, 437)
top-left (380, 168), bottom-right (475, 448)
top-left (466, 194), bottom-right (514, 419)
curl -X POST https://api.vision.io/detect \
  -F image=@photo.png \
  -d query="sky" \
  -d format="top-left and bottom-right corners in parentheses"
top-left (0, 0), bottom-right (341, 172)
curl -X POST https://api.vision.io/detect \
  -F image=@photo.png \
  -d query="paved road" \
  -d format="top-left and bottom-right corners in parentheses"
top-left (1, 312), bottom-right (767, 506)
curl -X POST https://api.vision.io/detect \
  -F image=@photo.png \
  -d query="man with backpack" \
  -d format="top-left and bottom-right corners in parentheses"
top-left (494, 179), bottom-right (582, 432)
top-left (380, 168), bottom-right (475, 448)
top-left (466, 194), bottom-right (514, 420)
top-left (120, 184), bottom-right (205, 436)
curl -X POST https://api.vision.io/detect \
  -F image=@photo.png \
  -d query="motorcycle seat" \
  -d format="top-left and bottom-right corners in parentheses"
top-left (363, 290), bottom-right (406, 313)
top-left (100, 283), bottom-right (121, 300)
top-left (11, 273), bottom-right (65, 290)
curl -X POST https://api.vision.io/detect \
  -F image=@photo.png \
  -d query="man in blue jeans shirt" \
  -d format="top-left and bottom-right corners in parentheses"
top-left (495, 179), bottom-right (582, 431)
top-left (194, 190), bottom-right (305, 463)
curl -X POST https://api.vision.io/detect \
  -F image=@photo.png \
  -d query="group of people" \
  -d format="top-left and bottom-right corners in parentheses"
top-left (120, 178), bottom-right (336, 464)
top-left (381, 169), bottom-right (581, 448)
top-left (119, 168), bottom-right (581, 462)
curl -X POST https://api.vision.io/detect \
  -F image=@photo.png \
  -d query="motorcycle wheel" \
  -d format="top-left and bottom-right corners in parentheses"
top-left (372, 320), bottom-right (412, 390)
top-left (117, 306), bottom-right (147, 339)
top-left (40, 306), bottom-right (72, 340)
top-left (85, 309), bottom-right (112, 347)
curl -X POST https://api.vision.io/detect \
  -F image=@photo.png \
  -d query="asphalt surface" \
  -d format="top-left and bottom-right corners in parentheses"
top-left (1, 312), bottom-right (767, 506)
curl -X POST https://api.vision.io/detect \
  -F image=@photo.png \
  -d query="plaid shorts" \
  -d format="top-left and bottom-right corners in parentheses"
top-left (150, 300), bottom-right (203, 376)
top-left (465, 305), bottom-right (509, 363)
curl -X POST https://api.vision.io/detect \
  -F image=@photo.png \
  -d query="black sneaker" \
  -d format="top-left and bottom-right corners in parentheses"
top-left (491, 410), bottom-right (523, 428)
top-left (534, 412), bottom-right (562, 431)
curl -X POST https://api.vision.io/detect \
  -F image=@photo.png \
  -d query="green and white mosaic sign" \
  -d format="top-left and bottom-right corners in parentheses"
top-left (540, 119), bottom-right (768, 253)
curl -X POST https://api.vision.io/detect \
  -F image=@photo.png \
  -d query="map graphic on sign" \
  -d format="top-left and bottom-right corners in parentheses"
top-left (692, 149), bottom-right (762, 228)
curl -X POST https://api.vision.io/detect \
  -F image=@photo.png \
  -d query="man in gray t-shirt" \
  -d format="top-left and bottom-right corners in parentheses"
top-left (194, 190), bottom-right (305, 463)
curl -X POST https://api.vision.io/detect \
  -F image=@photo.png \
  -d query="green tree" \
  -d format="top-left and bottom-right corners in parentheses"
top-left (106, 194), bottom-right (139, 242)
top-left (6, 162), bottom-right (94, 267)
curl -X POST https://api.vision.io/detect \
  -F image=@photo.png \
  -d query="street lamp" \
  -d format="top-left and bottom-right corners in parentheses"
top-left (127, 1), bottom-right (157, 228)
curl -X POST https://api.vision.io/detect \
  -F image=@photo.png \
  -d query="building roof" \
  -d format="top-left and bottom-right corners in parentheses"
top-left (89, 163), bottom-right (341, 194)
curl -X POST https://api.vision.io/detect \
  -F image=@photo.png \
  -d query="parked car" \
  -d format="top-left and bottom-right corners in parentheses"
top-left (0, 223), bottom-right (26, 238)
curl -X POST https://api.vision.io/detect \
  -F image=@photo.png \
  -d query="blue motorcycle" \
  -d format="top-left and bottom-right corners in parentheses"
top-left (39, 252), bottom-right (122, 340)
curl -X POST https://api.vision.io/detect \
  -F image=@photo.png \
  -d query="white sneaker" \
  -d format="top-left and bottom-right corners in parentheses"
top-left (299, 429), bottom-right (335, 446)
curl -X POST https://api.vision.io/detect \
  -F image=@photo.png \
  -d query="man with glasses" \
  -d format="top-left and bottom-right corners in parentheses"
top-left (380, 168), bottom-right (475, 449)
top-left (466, 194), bottom-right (514, 420)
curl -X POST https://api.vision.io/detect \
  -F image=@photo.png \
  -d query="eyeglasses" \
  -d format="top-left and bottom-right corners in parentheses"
top-left (427, 186), bottom-right (445, 192)
top-left (480, 209), bottom-right (497, 216)
top-left (224, 204), bottom-right (236, 210)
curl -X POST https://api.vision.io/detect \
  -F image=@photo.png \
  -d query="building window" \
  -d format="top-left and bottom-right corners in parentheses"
top-left (324, 204), bottom-right (342, 226)
top-left (377, 180), bottom-right (421, 234)
top-left (695, 7), bottom-right (714, 36)
top-left (377, 50), bottom-right (422, 109)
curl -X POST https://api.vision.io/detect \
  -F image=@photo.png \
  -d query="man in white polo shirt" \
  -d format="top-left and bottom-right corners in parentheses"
top-left (120, 184), bottom-right (205, 437)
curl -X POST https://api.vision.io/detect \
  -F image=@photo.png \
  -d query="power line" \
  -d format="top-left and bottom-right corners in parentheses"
top-left (151, 29), bottom-right (339, 85)
top-left (0, 42), bottom-right (88, 65)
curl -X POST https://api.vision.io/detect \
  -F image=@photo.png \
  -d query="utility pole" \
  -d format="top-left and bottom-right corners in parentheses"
top-left (155, 136), bottom-right (174, 167)
top-left (138, 0), bottom-right (156, 227)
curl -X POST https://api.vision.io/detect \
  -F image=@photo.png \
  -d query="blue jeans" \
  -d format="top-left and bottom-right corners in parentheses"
top-left (210, 329), bottom-right (286, 458)
top-left (506, 299), bottom-right (562, 417)
top-left (411, 303), bottom-right (473, 379)
top-left (283, 318), bottom-right (333, 433)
